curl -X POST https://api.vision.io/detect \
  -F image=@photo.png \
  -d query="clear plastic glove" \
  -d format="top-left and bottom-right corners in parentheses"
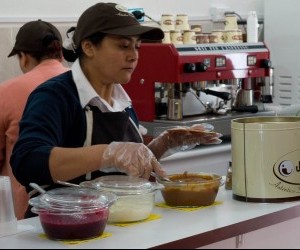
top-left (148, 123), bottom-right (223, 159)
top-left (101, 141), bottom-right (166, 179)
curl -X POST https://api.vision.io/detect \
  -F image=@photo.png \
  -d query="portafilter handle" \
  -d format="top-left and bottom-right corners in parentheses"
top-left (201, 89), bottom-right (232, 101)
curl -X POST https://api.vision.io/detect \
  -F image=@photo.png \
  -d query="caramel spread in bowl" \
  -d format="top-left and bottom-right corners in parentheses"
top-left (169, 173), bottom-right (213, 182)
top-left (157, 173), bottom-right (222, 207)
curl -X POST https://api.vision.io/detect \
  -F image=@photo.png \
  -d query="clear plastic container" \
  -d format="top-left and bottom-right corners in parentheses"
top-left (0, 176), bottom-right (17, 236)
top-left (81, 175), bottom-right (163, 223)
top-left (29, 187), bottom-right (116, 240)
top-left (156, 172), bottom-right (223, 207)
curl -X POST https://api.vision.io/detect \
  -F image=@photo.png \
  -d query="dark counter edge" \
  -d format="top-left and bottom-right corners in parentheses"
top-left (149, 203), bottom-right (300, 249)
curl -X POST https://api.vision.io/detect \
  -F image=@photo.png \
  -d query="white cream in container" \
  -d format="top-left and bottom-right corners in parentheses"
top-left (81, 175), bottom-right (163, 223)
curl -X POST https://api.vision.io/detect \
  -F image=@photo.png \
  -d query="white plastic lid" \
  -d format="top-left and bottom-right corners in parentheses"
top-left (29, 187), bottom-right (117, 212)
top-left (81, 175), bottom-right (159, 195)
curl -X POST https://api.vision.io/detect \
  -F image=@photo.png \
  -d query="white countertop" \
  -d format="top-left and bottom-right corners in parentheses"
top-left (2, 186), bottom-right (300, 249)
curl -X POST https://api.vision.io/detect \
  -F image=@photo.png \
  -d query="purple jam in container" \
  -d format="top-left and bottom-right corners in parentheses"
top-left (39, 208), bottom-right (109, 240)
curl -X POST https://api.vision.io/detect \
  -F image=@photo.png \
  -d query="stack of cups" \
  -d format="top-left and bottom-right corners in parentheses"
top-left (224, 14), bottom-right (238, 30)
top-left (160, 14), bottom-right (175, 31)
top-left (211, 30), bottom-right (225, 43)
top-left (224, 14), bottom-right (242, 43)
top-left (160, 14), bottom-right (175, 44)
top-left (176, 14), bottom-right (192, 44)
top-left (170, 30), bottom-right (183, 44)
top-left (162, 31), bottom-right (171, 43)
top-left (0, 176), bottom-right (17, 236)
top-left (191, 24), bottom-right (202, 33)
top-left (175, 14), bottom-right (190, 31)
top-left (224, 29), bottom-right (243, 43)
top-left (196, 34), bottom-right (209, 44)
top-left (161, 14), bottom-right (195, 45)
top-left (183, 30), bottom-right (196, 44)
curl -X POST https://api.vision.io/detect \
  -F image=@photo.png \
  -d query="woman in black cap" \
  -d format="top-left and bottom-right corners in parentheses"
top-left (11, 2), bottom-right (222, 218)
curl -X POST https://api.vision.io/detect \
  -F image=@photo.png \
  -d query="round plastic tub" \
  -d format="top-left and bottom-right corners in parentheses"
top-left (81, 175), bottom-right (163, 223)
top-left (29, 187), bottom-right (116, 240)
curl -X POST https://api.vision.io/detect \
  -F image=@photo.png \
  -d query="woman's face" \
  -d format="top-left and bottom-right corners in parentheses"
top-left (83, 34), bottom-right (141, 86)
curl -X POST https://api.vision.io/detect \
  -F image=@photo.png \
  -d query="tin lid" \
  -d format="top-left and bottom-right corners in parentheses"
top-left (29, 187), bottom-right (117, 212)
top-left (81, 175), bottom-right (159, 195)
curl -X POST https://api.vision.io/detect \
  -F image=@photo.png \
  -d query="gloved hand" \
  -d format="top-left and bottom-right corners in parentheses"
top-left (148, 123), bottom-right (223, 159)
top-left (101, 141), bottom-right (166, 179)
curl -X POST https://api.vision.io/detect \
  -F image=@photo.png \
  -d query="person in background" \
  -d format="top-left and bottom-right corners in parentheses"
top-left (0, 20), bottom-right (69, 219)
top-left (10, 2), bottom-right (222, 218)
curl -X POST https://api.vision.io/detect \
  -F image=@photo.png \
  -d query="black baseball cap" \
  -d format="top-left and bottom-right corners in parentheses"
top-left (8, 20), bottom-right (62, 57)
top-left (73, 2), bottom-right (164, 48)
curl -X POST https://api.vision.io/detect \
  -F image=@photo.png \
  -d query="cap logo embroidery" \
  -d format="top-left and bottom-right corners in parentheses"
top-left (115, 4), bottom-right (134, 18)
top-left (115, 4), bottom-right (129, 13)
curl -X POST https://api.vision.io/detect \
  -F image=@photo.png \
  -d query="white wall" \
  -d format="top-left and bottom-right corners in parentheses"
top-left (0, 0), bottom-right (263, 21)
top-left (0, 0), bottom-right (264, 82)
top-left (264, 0), bottom-right (300, 108)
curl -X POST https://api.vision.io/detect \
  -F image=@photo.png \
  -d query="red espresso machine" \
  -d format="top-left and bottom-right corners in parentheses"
top-left (123, 42), bottom-right (274, 138)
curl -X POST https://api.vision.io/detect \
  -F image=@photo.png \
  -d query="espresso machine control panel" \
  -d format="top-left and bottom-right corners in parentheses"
top-left (123, 42), bottom-right (272, 125)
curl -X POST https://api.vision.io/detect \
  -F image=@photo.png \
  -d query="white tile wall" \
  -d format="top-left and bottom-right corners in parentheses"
top-left (0, 25), bottom-right (21, 82)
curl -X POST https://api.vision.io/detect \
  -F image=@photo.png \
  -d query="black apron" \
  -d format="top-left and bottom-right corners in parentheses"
top-left (25, 105), bottom-right (142, 218)
top-left (84, 105), bottom-right (143, 179)
top-left (88, 105), bottom-right (142, 144)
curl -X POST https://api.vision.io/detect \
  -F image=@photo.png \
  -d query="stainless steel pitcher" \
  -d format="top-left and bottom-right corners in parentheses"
top-left (234, 89), bottom-right (254, 107)
top-left (167, 98), bottom-right (183, 120)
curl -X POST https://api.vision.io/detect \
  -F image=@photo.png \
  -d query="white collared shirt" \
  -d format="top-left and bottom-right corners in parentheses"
top-left (70, 59), bottom-right (147, 136)
top-left (71, 59), bottom-right (132, 112)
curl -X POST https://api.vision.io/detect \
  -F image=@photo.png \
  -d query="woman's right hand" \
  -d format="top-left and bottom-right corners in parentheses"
top-left (101, 141), bottom-right (166, 179)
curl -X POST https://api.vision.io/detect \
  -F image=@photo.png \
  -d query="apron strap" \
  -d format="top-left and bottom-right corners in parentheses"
top-left (84, 106), bottom-right (93, 180)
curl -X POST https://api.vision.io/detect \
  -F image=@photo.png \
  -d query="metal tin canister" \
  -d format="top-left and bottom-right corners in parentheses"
top-left (231, 116), bottom-right (300, 202)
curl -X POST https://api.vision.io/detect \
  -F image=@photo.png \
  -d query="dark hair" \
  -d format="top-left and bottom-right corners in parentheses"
top-left (18, 34), bottom-right (62, 62)
top-left (63, 31), bottom-right (106, 63)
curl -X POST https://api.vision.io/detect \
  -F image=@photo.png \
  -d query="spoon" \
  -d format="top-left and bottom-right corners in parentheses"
top-left (151, 172), bottom-right (173, 182)
top-left (29, 183), bottom-right (46, 194)
top-left (57, 180), bottom-right (80, 187)
top-left (151, 172), bottom-right (187, 183)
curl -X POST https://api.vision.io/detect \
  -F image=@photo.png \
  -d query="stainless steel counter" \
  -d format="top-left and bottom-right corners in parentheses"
top-left (160, 142), bottom-right (231, 176)
top-left (141, 110), bottom-right (275, 138)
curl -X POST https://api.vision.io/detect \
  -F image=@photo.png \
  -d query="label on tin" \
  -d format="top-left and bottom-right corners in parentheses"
top-left (270, 149), bottom-right (300, 194)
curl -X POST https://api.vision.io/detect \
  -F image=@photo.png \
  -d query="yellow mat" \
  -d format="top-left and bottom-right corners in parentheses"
top-left (39, 231), bottom-right (112, 245)
top-left (155, 201), bottom-right (223, 211)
